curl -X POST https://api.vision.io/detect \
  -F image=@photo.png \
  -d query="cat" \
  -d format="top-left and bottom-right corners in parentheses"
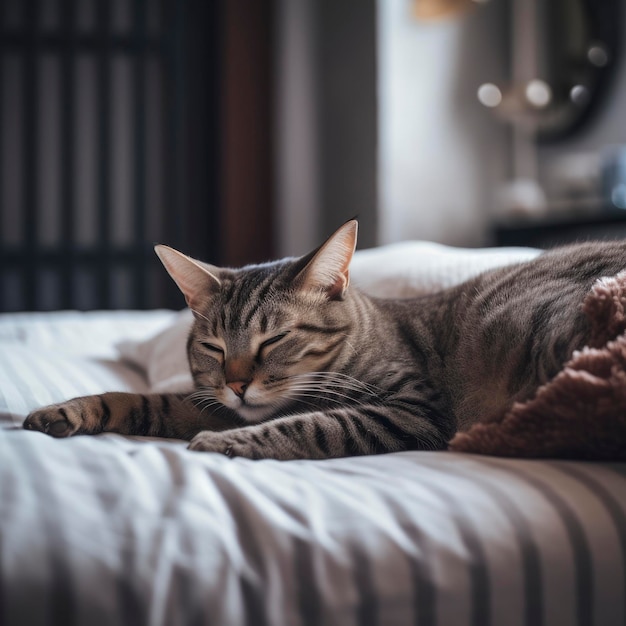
top-left (23, 220), bottom-right (626, 460)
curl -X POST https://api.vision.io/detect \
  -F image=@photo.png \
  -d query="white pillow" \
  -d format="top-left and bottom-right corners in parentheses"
top-left (349, 241), bottom-right (539, 297)
top-left (117, 309), bottom-right (195, 393)
top-left (118, 242), bottom-right (540, 392)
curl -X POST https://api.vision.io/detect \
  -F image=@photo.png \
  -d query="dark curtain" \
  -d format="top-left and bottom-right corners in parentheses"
top-left (0, 0), bottom-right (275, 312)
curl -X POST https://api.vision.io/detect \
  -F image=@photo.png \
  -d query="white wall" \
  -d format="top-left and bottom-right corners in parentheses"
top-left (377, 0), bottom-right (509, 246)
top-left (275, 0), bottom-right (511, 253)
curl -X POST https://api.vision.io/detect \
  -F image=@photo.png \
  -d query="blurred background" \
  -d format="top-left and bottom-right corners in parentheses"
top-left (0, 0), bottom-right (625, 311)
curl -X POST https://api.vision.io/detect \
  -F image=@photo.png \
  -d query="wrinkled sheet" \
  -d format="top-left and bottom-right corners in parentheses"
top-left (2, 430), bottom-right (626, 626)
top-left (1, 309), bottom-right (625, 626)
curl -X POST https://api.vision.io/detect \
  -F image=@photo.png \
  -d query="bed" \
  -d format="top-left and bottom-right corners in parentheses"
top-left (1, 242), bottom-right (625, 626)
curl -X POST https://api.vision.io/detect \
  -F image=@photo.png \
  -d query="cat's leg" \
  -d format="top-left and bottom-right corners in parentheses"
top-left (23, 392), bottom-right (233, 439)
top-left (188, 404), bottom-right (448, 460)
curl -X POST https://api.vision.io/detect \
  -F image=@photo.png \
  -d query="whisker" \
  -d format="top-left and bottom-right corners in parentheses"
top-left (289, 388), bottom-right (372, 408)
top-left (280, 390), bottom-right (325, 413)
top-left (291, 371), bottom-right (385, 394)
top-left (283, 379), bottom-right (377, 407)
top-left (185, 386), bottom-right (229, 418)
top-left (288, 374), bottom-right (384, 398)
top-left (299, 381), bottom-right (368, 395)
top-left (196, 401), bottom-right (222, 417)
top-left (190, 308), bottom-right (212, 324)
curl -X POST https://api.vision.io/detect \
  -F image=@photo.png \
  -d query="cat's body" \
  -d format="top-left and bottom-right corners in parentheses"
top-left (24, 222), bottom-right (626, 460)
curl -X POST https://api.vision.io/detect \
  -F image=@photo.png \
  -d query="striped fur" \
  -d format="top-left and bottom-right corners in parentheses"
top-left (24, 222), bottom-right (626, 460)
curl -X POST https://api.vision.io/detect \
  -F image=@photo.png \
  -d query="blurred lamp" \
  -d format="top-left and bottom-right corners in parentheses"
top-left (570, 85), bottom-right (590, 106)
top-left (587, 43), bottom-right (610, 68)
top-left (477, 83), bottom-right (502, 108)
top-left (525, 79), bottom-right (552, 108)
top-left (412, 0), bottom-right (480, 20)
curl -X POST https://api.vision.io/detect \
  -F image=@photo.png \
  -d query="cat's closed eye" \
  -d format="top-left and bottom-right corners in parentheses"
top-left (201, 342), bottom-right (224, 356)
top-left (259, 332), bottom-right (289, 353)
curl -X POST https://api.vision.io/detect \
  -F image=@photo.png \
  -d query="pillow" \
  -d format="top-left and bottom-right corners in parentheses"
top-left (117, 309), bottom-right (195, 393)
top-left (349, 241), bottom-right (539, 296)
top-left (118, 242), bottom-right (540, 392)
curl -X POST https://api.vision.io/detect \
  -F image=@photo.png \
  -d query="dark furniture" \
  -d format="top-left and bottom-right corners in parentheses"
top-left (492, 210), bottom-right (626, 249)
top-left (0, 0), bottom-right (274, 312)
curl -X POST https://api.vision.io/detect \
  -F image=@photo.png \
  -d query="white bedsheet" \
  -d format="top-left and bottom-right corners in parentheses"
top-left (1, 425), bottom-right (625, 626)
top-left (0, 310), bottom-right (177, 426)
top-left (1, 243), bottom-right (625, 626)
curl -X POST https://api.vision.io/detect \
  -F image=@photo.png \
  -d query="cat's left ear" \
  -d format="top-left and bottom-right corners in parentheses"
top-left (154, 245), bottom-right (221, 311)
top-left (295, 220), bottom-right (358, 300)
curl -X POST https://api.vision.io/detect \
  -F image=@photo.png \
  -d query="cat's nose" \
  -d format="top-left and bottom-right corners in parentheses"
top-left (227, 381), bottom-right (249, 399)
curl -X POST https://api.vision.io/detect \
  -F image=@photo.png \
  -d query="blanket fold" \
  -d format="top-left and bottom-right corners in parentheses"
top-left (450, 272), bottom-right (626, 460)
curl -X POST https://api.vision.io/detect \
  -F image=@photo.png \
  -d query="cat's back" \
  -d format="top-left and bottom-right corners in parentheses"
top-left (470, 239), bottom-right (626, 300)
top-left (447, 240), bottom-right (626, 428)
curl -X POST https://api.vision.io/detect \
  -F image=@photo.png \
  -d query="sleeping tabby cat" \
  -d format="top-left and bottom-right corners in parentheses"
top-left (24, 221), bottom-right (626, 460)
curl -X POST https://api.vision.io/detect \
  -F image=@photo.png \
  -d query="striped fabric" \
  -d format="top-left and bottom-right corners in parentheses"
top-left (1, 434), bottom-right (625, 626)
top-left (1, 312), bottom-right (626, 626)
top-left (0, 310), bottom-right (177, 424)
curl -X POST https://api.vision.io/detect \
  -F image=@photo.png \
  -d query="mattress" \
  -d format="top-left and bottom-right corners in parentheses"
top-left (1, 243), bottom-right (625, 626)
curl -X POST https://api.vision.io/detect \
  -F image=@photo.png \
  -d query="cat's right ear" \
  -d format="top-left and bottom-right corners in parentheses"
top-left (154, 245), bottom-right (221, 312)
top-left (294, 220), bottom-right (358, 300)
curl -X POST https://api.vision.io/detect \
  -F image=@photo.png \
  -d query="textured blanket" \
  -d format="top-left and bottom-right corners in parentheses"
top-left (450, 272), bottom-right (626, 460)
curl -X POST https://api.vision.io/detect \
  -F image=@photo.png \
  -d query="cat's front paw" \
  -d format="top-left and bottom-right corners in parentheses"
top-left (188, 431), bottom-right (254, 458)
top-left (24, 402), bottom-right (82, 438)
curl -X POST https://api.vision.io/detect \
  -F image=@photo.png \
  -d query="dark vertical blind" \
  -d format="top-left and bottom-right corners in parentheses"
top-left (0, 0), bottom-right (221, 311)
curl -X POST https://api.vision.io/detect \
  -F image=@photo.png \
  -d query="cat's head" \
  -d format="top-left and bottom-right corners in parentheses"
top-left (155, 220), bottom-right (358, 423)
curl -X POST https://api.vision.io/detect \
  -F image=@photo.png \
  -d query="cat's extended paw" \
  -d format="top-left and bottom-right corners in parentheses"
top-left (188, 431), bottom-right (255, 458)
top-left (23, 403), bottom-right (82, 438)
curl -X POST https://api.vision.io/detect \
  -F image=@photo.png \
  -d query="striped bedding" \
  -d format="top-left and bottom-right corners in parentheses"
top-left (1, 311), bottom-right (625, 626)
top-left (0, 236), bottom-right (624, 626)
